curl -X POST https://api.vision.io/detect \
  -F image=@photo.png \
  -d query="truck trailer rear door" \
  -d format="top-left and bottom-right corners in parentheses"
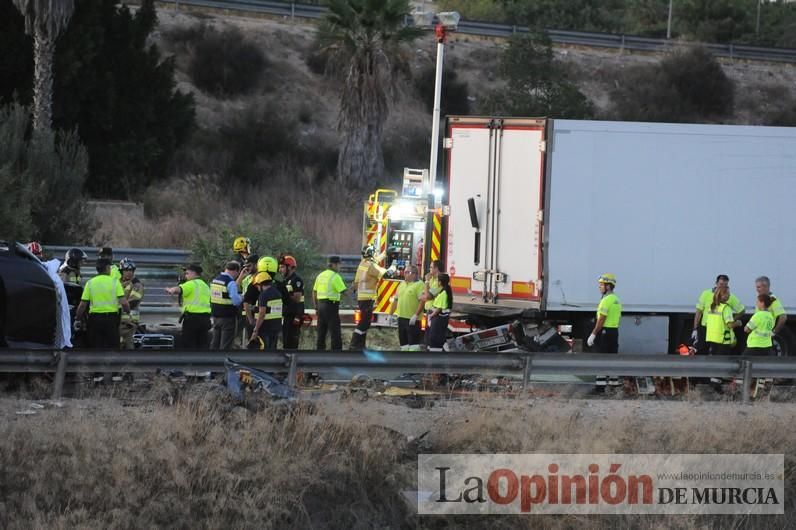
top-left (445, 117), bottom-right (546, 306)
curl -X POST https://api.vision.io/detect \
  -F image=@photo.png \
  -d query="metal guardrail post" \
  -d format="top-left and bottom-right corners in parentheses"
top-left (741, 360), bottom-right (752, 405)
top-left (522, 354), bottom-right (531, 394)
top-left (287, 354), bottom-right (298, 387)
top-left (52, 351), bottom-right (68, 400)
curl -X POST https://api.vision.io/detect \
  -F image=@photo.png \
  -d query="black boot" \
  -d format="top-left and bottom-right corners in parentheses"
top-left (349, 331), bottom-right (366, 351)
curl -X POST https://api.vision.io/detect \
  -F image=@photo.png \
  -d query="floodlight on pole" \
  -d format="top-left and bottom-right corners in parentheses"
top-left (408, 10), bottom-right (460, 199)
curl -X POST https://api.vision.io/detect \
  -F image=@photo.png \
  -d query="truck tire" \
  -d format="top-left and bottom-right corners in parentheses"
top-left (773, 328), bottom-right (794, 357)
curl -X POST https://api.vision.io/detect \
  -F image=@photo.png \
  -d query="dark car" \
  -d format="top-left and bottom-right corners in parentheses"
top-left (0, 241), bottom-right (66, 348)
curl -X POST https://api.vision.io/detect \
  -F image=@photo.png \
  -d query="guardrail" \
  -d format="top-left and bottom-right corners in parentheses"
top-left (152, 0), bottom-right (796, 63)
top-left (5, 350), bottom-right (794, 404)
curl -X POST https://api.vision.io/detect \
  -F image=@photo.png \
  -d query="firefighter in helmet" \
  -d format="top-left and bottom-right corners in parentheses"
top-left (278, 255), bottom-right (305, 349)
top-left (59, 248), bottom-right (88, 285)
top-left (248, 270), bottom-right (283, 351)
top-left (350, 244), bottom-right (387, 350)
top-left (233, 236), bottom-right (252, 265)
top-left (98, 247), bottom-right (122, 281)
top-left (119, 258), bottom-right (144, 349)
top-left (243, 257), bottom-right (278, 342)
top-left (588, 273), bottom-right (623, 389)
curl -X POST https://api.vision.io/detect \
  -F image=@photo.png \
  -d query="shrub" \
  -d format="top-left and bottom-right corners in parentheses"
top-left (27, 130), bottom-right (93, 244)
top-left (609, 63), bottom-right (685, 122)
top-left (0, 104), bottom-right (91, 244)
top-left (610, 46), bottom-right (734, 122)
top-left (186, 24), bottom-right (267, 97)
top-left (0, 111), bottom-right (34, 241)
top-left (191, 218), bottom-right (324, 284)
top-left (661, 46), bottom-right (734, 117)
top-left (413, 65), bottom-right (470, 116)
top-left (480, 32), bottom-right (594, 119)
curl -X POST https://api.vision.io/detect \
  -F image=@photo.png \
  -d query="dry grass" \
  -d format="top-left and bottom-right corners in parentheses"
top-left (0, 388), bottom-right (793, 529)
top-left (0, 389), bottom-right (410, 529)
top-left (94, 173), bottom-right (363, 252)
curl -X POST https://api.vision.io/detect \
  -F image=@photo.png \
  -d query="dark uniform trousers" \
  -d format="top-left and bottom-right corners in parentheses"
top-left (316, 300), bottom-right (342, 351)
top-left (210, 316), bottom-right (237, 350)
top-left (88, 313), bottom-right (120, 349)
top-left (595, 327), bottom-right (619, 354)
top-left (398, 317), bottom-right (422, 347)
top-left (282, 314), bottom-right (302, 349)
top-left (182, 313), bottom-right (211, 349)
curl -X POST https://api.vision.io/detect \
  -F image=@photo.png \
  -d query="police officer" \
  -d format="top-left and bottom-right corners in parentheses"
top-left (278, 255), bottom-right (305, 349)
top-left (313, 256), bottom-right (347, 351)
top-left (588, 273), bottom-right (622, 388)
top-left (249, 271), bottom-right (283, 351)
top-left (350, 245), bottom-right (387, 350)
top-left (75, 258), bottom-right (130, 348)
top-left (119, 258), bottom-right (144, 349)
top-left (58, 248), bottom-right (88, 285)
top-left (210, 261), bottom-right (243, 350)
top-left (166, 264), bottom-right (211, 349)
top-left (98, 247), bottom-right (122, 281)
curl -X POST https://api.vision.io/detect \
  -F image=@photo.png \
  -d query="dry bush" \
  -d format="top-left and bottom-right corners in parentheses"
top-left (423, 400), bottom-right (796, 529)
top-left (610, 46), bottom-right (734, 123)
top-left (143, 174), bottom-right (362, 253)
top-left (0, 395), bottom-right (793, 529)
top-left (168, 23), bottom-right (268, 97)
top-left (0, 391), bottom-right (410, 529)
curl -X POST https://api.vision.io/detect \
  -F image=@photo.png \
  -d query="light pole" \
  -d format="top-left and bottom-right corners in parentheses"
top-left (667, 0), bottom-right (673, 39)
top-left (411, 10), bottom-right (460, 195)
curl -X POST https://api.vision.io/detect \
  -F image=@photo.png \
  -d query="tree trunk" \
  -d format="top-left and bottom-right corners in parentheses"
top-left (337, 124), bottom-right (385, 187)
top-left (32, 25), bottom-right (55, 135)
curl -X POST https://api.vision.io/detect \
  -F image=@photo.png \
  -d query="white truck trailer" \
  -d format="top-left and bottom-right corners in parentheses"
top-left (443, 117), bottom-right (796, 355)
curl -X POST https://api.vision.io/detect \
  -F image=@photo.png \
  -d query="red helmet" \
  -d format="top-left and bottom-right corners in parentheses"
top-left (281, 255), bottom-right (297, 268)
top-left (26, 241), bottom-right (43, 257)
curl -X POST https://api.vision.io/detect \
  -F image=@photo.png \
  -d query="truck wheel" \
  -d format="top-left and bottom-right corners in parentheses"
top-left (773, 328), bottom-right (794, 357)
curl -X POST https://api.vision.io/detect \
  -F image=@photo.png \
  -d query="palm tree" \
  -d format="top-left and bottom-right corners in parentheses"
top-left (12, 0), bottom-right (75, 135)
top-left (322, 0), bottom-right (421, 187)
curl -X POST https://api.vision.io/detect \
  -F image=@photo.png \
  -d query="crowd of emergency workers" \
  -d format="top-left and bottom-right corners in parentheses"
top-left (21, 241), bottom-right (786, 385)
top-left (21, 237), bottom-right (454, 355)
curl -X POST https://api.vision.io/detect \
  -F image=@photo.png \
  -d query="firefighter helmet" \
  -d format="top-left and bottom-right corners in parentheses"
top-left (25, 241), bottom-right (43, 257)
top-left (233, 236), bottom-right (251, 254)
top-left (281, 255), bottom-right (297, 268)
top-left (362, 245), bottom-right (376, 258)
top-left (65, 248), bottom-right (88, 268)
top-left (597, 273), bottom-right (617, 285)
top-left (257, 256), bottom-right (278, 274)
top-left (253, 271), bottom-right (272, 285)
top-left (119, 258), bottom-right (136, 271)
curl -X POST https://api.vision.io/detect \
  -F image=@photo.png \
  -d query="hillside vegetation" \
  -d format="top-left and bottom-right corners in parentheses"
top-left (4, 2), bottom-right (796, 252)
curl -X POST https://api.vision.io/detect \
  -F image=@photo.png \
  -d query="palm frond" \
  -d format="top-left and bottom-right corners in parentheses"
top-left (12, 0), bottom-right (75, 37)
